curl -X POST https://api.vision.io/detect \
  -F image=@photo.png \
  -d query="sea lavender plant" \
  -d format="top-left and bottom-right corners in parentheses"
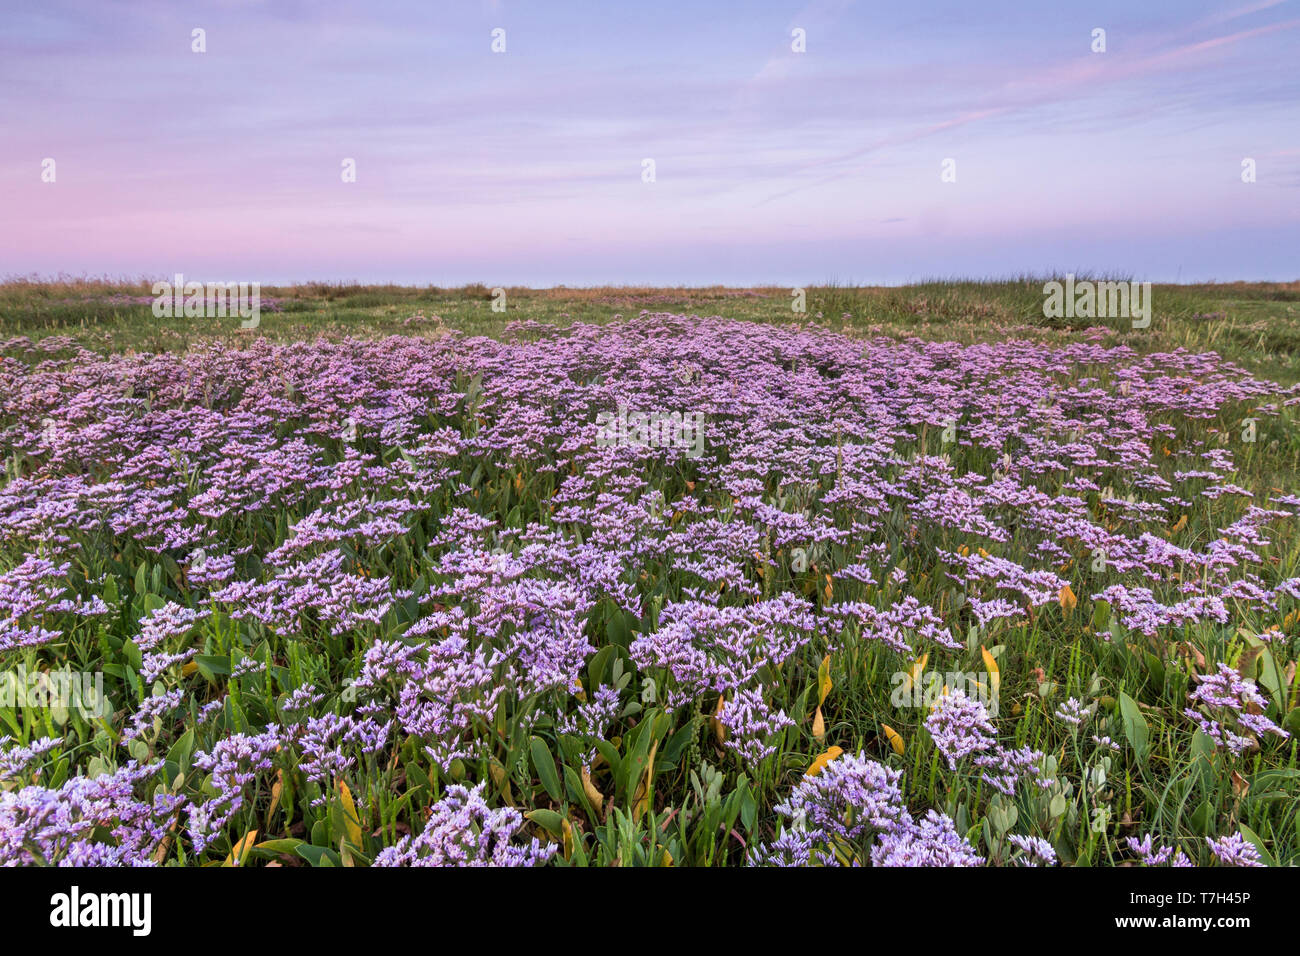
top-left (372, 783), bottom-right (556, 867)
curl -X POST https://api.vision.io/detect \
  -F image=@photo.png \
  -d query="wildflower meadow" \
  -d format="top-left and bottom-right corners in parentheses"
top-left (2, 283), bottom-right (1298, 874)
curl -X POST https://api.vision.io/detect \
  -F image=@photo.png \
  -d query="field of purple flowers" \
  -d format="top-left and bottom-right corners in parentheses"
top-left (2, 311), bottom-right (1299, 866)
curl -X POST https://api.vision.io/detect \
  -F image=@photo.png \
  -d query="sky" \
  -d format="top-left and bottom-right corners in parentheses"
top-left (1, 0), bottom-right (1297, 286)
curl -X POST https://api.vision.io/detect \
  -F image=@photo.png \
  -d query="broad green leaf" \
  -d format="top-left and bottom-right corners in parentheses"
top-left (1118, 691), bottom-right (1149, 765)
top-left (530, 736), bottom-right (563, 803)
top-left (524, 808), bottom-right (565, 839)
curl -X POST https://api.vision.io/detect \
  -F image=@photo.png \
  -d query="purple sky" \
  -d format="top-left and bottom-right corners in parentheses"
top-left (2, 0), bottom-right (1297, 285)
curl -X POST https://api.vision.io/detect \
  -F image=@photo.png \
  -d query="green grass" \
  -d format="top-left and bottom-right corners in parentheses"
top-left (3, 277), bottom-right (1297, 384)
top-left (2, 276), bottom-right (1298, 867)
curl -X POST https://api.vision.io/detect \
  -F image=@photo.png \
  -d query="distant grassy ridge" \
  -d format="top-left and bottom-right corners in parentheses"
top-left (2, 277), bottom-right (1297, 384)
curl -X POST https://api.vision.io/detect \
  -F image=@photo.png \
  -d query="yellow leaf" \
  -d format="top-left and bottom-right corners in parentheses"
top-left (817, 654), bottom-right (833, 706)
top-left (1059, 584), bottom-right (1078, 612)
top-left (580, 765), bottom-right (605, 816)
top-left (812, 705), bottom-right (826, 743)
top-left (904, 652), bottom-right (928, 693)
top-left (489, 758), bottom-right (514, 805)
top-left (562, 818), bottom-right (575, 860)
top-left (980, 645), bottom-right (1001, 701)
top-left (806, 746), bottom-right (844, 776)
top-left (224, 829), bottom-right (258, 867)
top-left (881, 723), bottom-right (905, 756)
top-left (151, 819), bottom-right (178, 865)
top-left (338, 781), bottom-right (362, 849)
top-left (265, 768), bottom-right (283, 828)
top-left (633, 738), bottom-right (659, 819)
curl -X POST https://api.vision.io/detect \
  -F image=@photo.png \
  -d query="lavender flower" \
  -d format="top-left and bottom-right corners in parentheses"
top-left (187, 728), bottom-right (281, 854)
top-left (1184, 664), bottom-right (1289, 755)
top-left (1126, 833), bottom-right (1174, 866)
top-left (871, 811), bottom-right (983, 867)
top-left (925, 690), bottom-right (997, 768)
top-left (0, 736), bottom-right (63, 784)
top-left (373, 783), bottom-right (556, 867)
top-left (716, 687), bottom-right (794, 761)
top-left (773, 752), bottom-right (910, 845)
top-left (1007, 833), bottom-right (1057, 866)
top-left (1205, 832), bottom-right (1264, 867)
top-left (1, 761), bottom-right (181, 866)
top-left (1055, 697), bottom-right (1089, 727)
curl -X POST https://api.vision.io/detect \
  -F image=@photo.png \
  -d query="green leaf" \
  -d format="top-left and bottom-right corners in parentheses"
top-left (562, 764), bottom-right (596, 819)
top-left (605, 609), bottom-right (631, 648)
top-left (587, 645), bottom-right (617, 691)
top-left (1049, 793), bottom-right (1068, 819)
top-left (165, 728), bottom-right (195, 777)
top-left (1143, 652), bottom-right (1165, 688)
top-left (738, 783), bottom-right (756, 833)
top-left (530, 737), bottom-right (563, 804)
top-left (524, 809), bottom-right (565, 839)
top-left (252, 838), bottom-right (306, 859)
top-left (1118, 691), bottom-right (1149, 765)
top-left (1091, 599), bottom-right (1111, 632)
top-left (195, 654), bottom-right (231, 681)
top-left (593, 740), bottom-right (621, 781)
top-left (1191, 727), bottom-right (1216, 762)
top-left (1248, 768), bottom-right (1300, 792)
top-left (1189, 800), bottom-right (1213, 836)
top-left (1255, 648), bottom-right (1286, 705)
top-left (295, 844), bottom-right (342, 867)
top-left (1237, 824), bottom-right (1275, 867)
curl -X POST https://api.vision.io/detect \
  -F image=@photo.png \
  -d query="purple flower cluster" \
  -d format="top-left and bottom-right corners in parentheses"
top-left (1, 759), bottom-right (180, 866)
top-left (1184, 664), bottom-right (1289, 755)
top-left (1007, 834), bottom-right (1057, 867)
top-left (772, 752), bottom-right (910, 845)
top-left (187, 729), bottom-right (282, 853)
top-left (136, 602), bottom-right (208, 684)
top-left (925, 691), bottom-right (1053, 795)
top-left (754, 751), bottom-right (980, 867)
top-left (925, 691), bottom-right (997, 767)
top-left (716, 688), bottom-right (794, 761)
top-left (1206, 832), bottom-right (1264, 867)
top-left (872, 811), bottom-right (984, 867)
top-left (0, 556), bottom-right (108, 652)
top-left (372, 783), bottom-right (556, 867)
top-left (1125, 833), bottom-right (1192, 867)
